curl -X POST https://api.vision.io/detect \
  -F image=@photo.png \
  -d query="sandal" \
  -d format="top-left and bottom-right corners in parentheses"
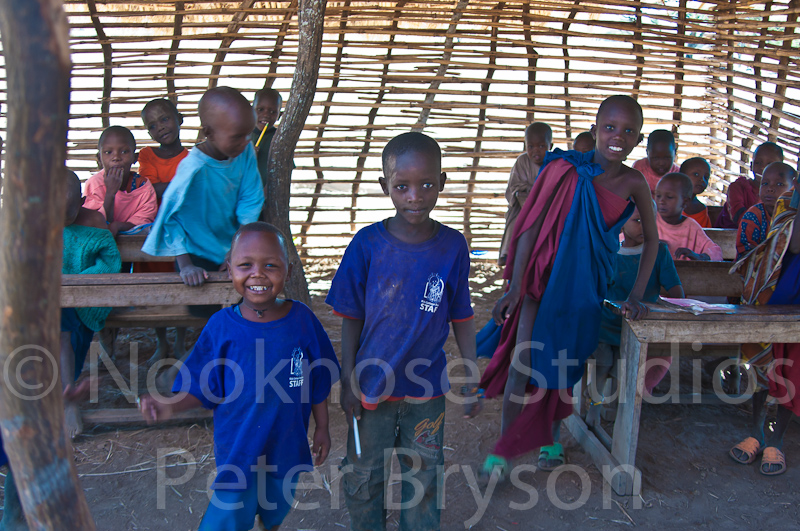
top-left (480, 454), bottom-right (510, 483)
top-left (760, 447), bottom-right (787, 476)
top-left (729, 436), bottom-right (763, 465)
top-left (538, 443), bottom-right (565, 471)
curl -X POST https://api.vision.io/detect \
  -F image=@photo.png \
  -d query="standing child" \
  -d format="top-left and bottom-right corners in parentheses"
top-left (139, 98), bottom-right (189, 203)
top-left (730, 188), bottom-right (800, 475)
top-left (137, 97), bottom-right (189, 365)
top-left (83, 126), bottom-right (158, 235)
top-left (479, 95), bottom-right (657, 475)
top-left (633, 129), bottom-right (681, 195)
top-left (251, 88), bottom-right (290, 189)
top-left (586, 205), bottom-right (684, 427)
top-left (326, 132), bottom-right (481, 531)
top-left (140, 223), bottom-right (339, 530)
top-left (143, 86), bottom-right (264, 388)
top-left (736, 161), bottom-right (796, 258)
top-left (717, 141), bottom-right (784, 228)
top-left (498, 122), bottom-right (553, 265)
top-left (655, 172), bottom-right (723, 261)
top-left (681, 157), bottom-right (712, 228)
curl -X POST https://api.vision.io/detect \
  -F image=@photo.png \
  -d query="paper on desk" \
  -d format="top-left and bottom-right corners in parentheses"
top-left (658, 297), bottom-right (737, 315)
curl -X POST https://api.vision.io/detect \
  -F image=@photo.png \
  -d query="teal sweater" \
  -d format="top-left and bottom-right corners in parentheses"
top-left (63, 225), bottom-right (121, 331)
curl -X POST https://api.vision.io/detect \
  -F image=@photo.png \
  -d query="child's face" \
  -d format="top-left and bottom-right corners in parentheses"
top-left (646, 141), bottom-right (676, 177)
top-left (253, 94), bottom-right (281, 132)
top-left (525, 131), bottom-right (551, 166)
top-left (681, 160), bottom-right (710, 197)
top-left (621, 208), bottom-right (644, 246)
top-left (204, 108), bottom-right (255, 160)
top-left (99, 132), bottom-right (137, 175)
top-left (227, 231), bottom-right (290, 310)
top-left (759, 164), bottom-right (793, 212)
top-left (379, 151), bottom-right (445, 227)
top-left (654, 179), bottom-right (689, 223)
top-left (143, 103), bottom-right (182, 147)
top-left (573, 135), bottom-right (595, 153)
top-left (591, 103), bottom-right (643, 163)
top-left (752, 146), bottom-right (782, 179)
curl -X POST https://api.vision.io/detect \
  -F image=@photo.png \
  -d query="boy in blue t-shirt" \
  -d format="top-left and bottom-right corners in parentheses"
top-left (326, 132), bottom-right (481, 531)
top-left (586, 205), bottom-right (684, 427)
top-left (140, 222), bottom-right (339, 531)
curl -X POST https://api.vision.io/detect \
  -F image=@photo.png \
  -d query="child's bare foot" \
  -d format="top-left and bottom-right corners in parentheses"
top-left (64, 402), bottom-right (83, 439)
top-left (585, 404), bottom-right (601, 428)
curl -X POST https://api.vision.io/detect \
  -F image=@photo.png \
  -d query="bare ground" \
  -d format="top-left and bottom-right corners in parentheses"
top-left (2, 261), bottom-right (799, 530)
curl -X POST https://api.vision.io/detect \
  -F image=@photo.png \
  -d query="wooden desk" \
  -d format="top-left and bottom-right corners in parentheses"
top-left (567, 302), bottom-right (800, 496)
top-left (673, 260), bottom-right (741, 297)
top-left (703, 228), bottom-right (736, 261)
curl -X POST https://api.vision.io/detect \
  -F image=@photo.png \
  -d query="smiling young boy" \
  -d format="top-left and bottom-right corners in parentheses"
top-left (83, 126), bottom-right (158, 235)
top-left (498, 122), bottom-right (553, 265)
top-left (655, 172), bottom-right (723, 261)
top-left (251, 88), bottom-right (286, 188)
top-left (326, 132), bottom-right (480, 531)
top-left (140, 222), bottom-right (339, 531)
top-left (633, 129), bottom-right (680, 195)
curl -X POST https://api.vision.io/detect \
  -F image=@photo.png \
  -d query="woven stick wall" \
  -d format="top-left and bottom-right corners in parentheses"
top-left (4, 0), bottom-right (799, 257)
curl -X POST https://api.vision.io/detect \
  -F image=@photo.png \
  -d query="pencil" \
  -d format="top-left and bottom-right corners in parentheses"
top-left (254, 125), bottom-right (268, 148)
top-left (353, 415), bottom-right (362, 459)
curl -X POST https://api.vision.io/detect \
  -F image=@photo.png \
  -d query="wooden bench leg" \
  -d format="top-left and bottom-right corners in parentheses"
top-left (610, 321), bottom-right (648, 496)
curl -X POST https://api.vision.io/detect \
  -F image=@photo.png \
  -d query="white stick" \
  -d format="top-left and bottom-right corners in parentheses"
top-left (353, 415), bottom-right (362, 459)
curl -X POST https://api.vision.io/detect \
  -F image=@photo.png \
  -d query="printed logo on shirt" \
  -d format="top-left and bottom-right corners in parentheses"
top-left (289, 347), bottom-right (304, 388)
top-left (413, 412), bottom-right (444, 450)
top-left (419, 273), bottom-right (444, 313)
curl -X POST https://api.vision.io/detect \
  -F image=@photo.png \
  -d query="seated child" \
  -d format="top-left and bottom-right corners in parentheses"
top-left (327, 132), bottom-right (481, 531)
top-left (737, 161), bottom-right (796, 259)
top-left (655, 172), bottom-right (723, 261)
top-left (480, 95), bottom-right (657, 475)
top-left (680, 157), bottom-right (712, 228)
top-left (587, 205), bottom-right (684, 426)
top-left (572, 131), bottom-right (595, 153)
top-left (138, 97), bottom-right (189, 364)
top-left (730, 187), bottom-right (800, 475)
top-left (499, 122), bottom-right (552, 265)
top-left (251, 88), bottom-right (292, 189)
top-left (633, 129), bottom-right (680, 195)
top-left (143, 86), bottom-right (264, 389)
top-left (139, 98), bottom-right (189, 203)
top-left (716, 141), bottom-right (784, 228)
top-left (83, 126), bottom-right (158, 235)
top-left (140, 222), bottom-right (339, 530)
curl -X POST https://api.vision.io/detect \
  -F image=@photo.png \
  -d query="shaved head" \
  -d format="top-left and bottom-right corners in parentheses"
top-left (199, 86), bottom-right (254, 130)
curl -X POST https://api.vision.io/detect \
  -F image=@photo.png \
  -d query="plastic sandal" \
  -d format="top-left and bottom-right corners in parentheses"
top-left (480, 454), bottom-right (510, 483)
top-left (538, 443), bottom-right (565, 471)
top-left (760, 447), bottom-right (787, 476)
top-left (729, 436), bottom-right (763, 465)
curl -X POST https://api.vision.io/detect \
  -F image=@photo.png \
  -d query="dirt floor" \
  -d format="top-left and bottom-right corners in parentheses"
top-left (2, 261), bottom-right (799, 530)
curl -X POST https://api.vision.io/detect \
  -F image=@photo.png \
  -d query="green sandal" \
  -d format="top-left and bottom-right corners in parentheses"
top-left (480, 454), bottom-right (510, 483)
top-left (538, 443), bottom-right (565, 471)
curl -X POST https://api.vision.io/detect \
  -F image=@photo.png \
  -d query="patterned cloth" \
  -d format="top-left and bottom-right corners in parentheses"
top-left (736, 202), bottom-right (771, 259)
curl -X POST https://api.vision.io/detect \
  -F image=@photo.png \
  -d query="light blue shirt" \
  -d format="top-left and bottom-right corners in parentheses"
top-left (142, 144), bottom-right (264, 264)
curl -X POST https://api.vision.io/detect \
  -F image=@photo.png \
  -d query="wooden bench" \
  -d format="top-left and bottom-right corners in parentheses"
top-left (573, 303), bottom-right (800, 496)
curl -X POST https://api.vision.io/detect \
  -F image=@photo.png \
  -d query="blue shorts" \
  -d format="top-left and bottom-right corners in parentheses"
top-left (198, 472), bottom-right (298, 531)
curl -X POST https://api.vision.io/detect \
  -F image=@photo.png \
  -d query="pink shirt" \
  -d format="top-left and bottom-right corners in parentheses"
top-left (83, 170), bottom-right (158, 225)
top-left (656, 214), bottom-right (723, 261)
top-left (633, 158), bottom-right (681, 195)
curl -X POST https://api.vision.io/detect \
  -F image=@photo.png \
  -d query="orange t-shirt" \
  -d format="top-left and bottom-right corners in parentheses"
top-left (684, 206), bottom-right (712, 228)
top-left (138, 146), bottom-right (189, 185)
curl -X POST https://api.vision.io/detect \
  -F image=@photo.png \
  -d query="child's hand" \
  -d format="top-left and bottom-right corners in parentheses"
top-left (311, 425), bottom-right (331, 466)
top-left (619, 296), bottom-right (649, 321)
top-left (104, 166), bottom-right (125, 194)
top-left (179, 264), bottom-right (209, 286)
top-left (675, 248), bottom-right (708, 261)
top-left (492, 288), bottom-right (520, 325)
top-left (340, 380), bottom-right (363, 421)
top-left (138, 394), bottom-right (173, 424)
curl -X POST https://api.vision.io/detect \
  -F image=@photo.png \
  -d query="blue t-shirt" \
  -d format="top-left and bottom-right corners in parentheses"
top-left (325, 221), bottom-right (474, 404)
top-left (143, 145), bottom-right (264, 264)
top-left (598, 241), bottom-right (681, 346)
top-left (172, 302), bottom-right (339, 488)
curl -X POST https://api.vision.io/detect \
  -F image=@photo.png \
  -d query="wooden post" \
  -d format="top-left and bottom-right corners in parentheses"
top-left (263, 0), bottom-right (327, 305)
top-left (0, 0), bottom-right (96, 529)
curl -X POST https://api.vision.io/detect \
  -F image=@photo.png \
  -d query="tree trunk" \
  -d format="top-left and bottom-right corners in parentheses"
top-left (263, 0), bottom-right (327, 306)
top-left (0, 1), bottom-right (96, 529)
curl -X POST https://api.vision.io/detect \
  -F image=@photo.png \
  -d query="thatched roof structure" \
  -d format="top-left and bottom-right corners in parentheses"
top-left (6, 0), bottom-right (800, 256)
